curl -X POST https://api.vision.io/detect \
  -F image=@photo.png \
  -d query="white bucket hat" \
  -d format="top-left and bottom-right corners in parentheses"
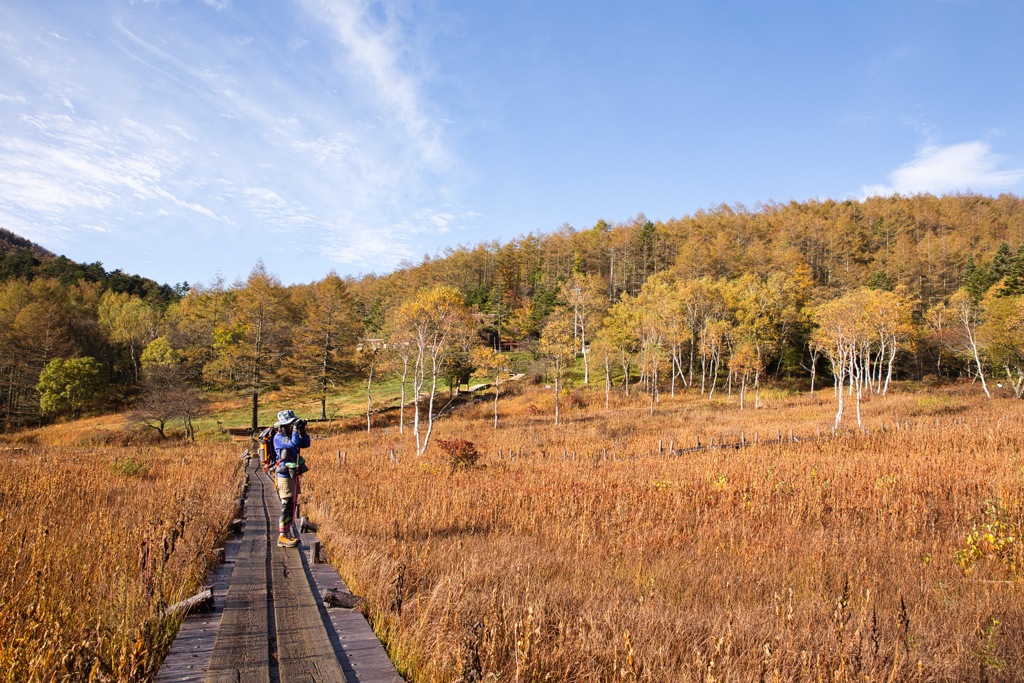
top-left (274, 409), bottom-right (299, 427)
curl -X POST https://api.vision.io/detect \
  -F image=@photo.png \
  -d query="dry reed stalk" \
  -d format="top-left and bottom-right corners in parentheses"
top-left (0, 444), bottom-right (240, 681)
top-left (302, 384), bottom-right (1024, 682)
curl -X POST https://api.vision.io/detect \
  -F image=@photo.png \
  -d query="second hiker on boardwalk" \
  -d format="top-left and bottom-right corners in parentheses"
top-left (273, 409), bottom-right (310, 548)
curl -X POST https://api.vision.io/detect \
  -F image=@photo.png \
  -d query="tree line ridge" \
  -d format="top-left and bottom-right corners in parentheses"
top-left (2, 191), bottom-right (1024, 434)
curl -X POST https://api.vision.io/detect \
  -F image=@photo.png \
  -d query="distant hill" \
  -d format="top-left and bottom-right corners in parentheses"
top-left (0, 227), bottom-right (179, 303)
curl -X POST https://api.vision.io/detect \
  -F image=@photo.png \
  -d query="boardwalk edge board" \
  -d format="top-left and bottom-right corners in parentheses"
top-left (157, 459), bottom-right (404, 683)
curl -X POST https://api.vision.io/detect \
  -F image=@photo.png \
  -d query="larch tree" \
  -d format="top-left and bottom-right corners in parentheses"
top-left (234, 262), bottom-right (290, 431)
top-left (1, 279), bottom-right (79, 425)
top-left (166, 276), bottom-right (232, 387)
top-left (290, 273), bottom-right (358, 420)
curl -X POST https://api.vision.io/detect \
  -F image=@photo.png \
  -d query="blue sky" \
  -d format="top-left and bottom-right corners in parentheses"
top-left (1, 0), bottom-right (1022, 287)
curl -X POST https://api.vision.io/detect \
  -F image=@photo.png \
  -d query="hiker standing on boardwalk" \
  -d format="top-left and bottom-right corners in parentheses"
top-left (273, 409), bottom-right (310, 548)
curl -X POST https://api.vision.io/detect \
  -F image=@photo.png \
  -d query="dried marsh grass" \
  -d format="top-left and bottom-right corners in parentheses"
top-left (303, 384), bottom-right (1024, 682)
top-left (0, 443), bottom-right (241, 681)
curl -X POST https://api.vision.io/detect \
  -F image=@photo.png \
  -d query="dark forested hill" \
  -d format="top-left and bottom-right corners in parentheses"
top-left (0, 227), bottom-right (179, 303)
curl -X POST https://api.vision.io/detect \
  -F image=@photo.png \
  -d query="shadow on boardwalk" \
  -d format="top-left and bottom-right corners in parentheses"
top-left (157, 459), bottom-right (403, 683)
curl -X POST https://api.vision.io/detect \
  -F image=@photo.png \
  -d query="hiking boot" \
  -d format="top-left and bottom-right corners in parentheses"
top-left (277, 534), bottom-right (299, 548)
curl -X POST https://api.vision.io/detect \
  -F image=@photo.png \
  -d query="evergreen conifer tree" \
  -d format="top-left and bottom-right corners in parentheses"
top-left (998, 244), bottom-right (1024, 297)
top-left (990, 241), bottom-right (1014, 279)
top-left (963, 254), bottom-right (996, 301)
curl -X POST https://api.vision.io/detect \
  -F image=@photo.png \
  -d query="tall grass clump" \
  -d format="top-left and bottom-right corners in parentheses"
top-left (0, 443), bottom-right (240, 681)
top-left (302, 383), bottom-right (1024, 682)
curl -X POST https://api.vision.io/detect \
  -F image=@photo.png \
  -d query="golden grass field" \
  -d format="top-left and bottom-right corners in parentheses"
top-left (0, 431), bottom-right (241, 682)
top-left (2, 380), bottom-right (1022, 681)
top-left (300, 382), bottom-right (1024, 682)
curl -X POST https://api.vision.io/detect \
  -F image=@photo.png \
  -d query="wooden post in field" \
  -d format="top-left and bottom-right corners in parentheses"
top-left (343, 451), bottom-right (347, 464)
top-left (669, 439), bottom-right (674, 455)
top-left (741, 432), bottom-right (745, 446)
top-left (695, 435), bottom-right (701, 448)
top-left (658, 439), bottom-right (663, 454)
top-left (754, 432), bottom-right (759, 445)
top-left (336, 450), bottom-right (341, 465)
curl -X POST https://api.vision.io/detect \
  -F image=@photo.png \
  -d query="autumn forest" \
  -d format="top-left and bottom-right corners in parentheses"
top-left (3, 192), bottom-right (1024, 436)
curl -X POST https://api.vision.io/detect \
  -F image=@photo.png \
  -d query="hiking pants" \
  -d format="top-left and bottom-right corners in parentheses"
top-left (276, 475), bottom-right (299, 534)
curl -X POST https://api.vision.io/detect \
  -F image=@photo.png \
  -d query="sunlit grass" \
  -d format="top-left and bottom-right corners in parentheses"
top-left (0, 442), bottom-right (241, 681)
top-left (300, 380), bottom-right (1024, 682)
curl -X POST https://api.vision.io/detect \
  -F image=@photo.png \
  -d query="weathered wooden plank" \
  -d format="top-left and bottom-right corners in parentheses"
top-left (163, 588), bottom-right (214, 618)
top-left (300, 531), bottom-right (404, 683)
top-left (205, 467), bottom-right (271, 683)
top-left (270, 500), bottom-right (347, 682)
top-left (162, 461), bottom-right (403, 683)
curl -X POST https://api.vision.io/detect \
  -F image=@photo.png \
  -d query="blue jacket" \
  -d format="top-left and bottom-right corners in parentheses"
top-left (273, 429), bottom-right (310, 478)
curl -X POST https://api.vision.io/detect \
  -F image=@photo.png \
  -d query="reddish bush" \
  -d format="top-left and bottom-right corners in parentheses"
top-left (435, 438), bottom-right (481, 472)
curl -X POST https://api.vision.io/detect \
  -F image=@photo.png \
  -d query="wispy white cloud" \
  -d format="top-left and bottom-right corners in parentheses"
top-left (325, 224), bottom-right (416, 270)
top-left (862, 141), bottom-right (1024, 197)
top-left (0, 0), bottom-right (463, 283)
top-left (0, 111), bottom-right (221, 223)
top-left (296, 0), bottom-right (448, 170)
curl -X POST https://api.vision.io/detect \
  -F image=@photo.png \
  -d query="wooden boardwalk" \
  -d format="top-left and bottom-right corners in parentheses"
top-left (157, 460), bottom-right (403, 683)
